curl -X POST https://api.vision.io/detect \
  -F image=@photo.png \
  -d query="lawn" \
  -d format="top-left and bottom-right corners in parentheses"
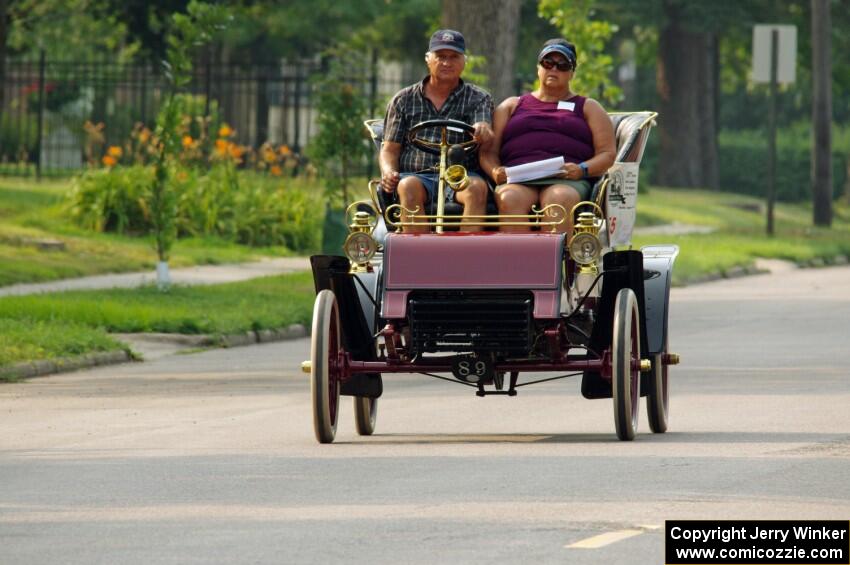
top-left (633, 188), bottom-right (850, 285)
top-left (0, 271), bottom-right (315, 374)
top-left (0, 177), bottom-right (294, 286)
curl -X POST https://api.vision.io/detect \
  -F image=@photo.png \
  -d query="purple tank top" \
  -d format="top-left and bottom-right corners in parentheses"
top-left (500, 94), bottom-right (594, 167)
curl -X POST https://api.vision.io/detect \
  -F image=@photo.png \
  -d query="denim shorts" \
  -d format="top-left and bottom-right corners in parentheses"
top-left (399, 171), bottom-right (485, 203)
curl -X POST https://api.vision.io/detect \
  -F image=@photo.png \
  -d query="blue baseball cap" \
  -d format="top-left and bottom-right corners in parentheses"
top-left (429, 29), bottom-right (466, 54)
top-left (538, 41), bottom-right (577, 67)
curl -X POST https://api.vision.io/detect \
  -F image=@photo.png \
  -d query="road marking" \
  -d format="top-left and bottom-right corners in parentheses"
top-left (566, 528), bottom-right (644, 549)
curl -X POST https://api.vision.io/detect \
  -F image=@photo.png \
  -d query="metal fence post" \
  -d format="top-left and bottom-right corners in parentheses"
top-left (35, 49), bottom-right (46, 179)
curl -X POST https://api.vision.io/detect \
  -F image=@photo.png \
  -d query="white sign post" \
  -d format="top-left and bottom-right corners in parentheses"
top-left (752, 25), bottom-right (796, 236)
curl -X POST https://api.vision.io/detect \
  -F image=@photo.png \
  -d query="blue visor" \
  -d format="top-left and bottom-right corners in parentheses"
top-left (538, 44), bottom-right (576, 66)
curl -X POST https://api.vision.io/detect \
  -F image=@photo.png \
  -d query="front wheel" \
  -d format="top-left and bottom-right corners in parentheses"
top-left (311, 290), bottom-right (342, 443)
top-left (647, 338), bottom-right (669, 433)
top-left (354, 397), bottom-right (377, 435)
top-left (612, 288), bottom-right (640, 441)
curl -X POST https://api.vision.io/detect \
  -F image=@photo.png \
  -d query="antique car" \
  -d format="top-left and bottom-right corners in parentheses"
top-left (302, 112), bottom-right (679, 443)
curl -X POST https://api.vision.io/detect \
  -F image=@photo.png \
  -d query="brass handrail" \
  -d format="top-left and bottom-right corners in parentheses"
top-left (384, 203), bottom-right (568, 233)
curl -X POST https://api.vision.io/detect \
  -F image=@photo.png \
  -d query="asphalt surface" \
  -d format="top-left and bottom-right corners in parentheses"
top-left (1, 265), bottom-right (849, 564)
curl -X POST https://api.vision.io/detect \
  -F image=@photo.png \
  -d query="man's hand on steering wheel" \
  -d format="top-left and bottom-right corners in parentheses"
top-left (472, 121), bottom-right (494, 147)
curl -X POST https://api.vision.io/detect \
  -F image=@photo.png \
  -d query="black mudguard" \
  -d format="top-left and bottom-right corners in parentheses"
top-left (310, 256), bottom-right (382, 398)
top-left (581, 250), bottom-right (649, 400)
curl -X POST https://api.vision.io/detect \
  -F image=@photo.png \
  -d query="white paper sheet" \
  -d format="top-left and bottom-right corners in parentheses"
top-left (505, 156), bottom-right (565, 184)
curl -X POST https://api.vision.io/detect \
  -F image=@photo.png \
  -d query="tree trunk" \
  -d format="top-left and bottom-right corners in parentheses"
top-left (655, 1), bottom-right (719, 189)
top-left (441, 0), bottom-right (521, 104)
top-left (811, 0), bottom-right (832, 226)
top-left (0, 0), bottom-right (7, 110)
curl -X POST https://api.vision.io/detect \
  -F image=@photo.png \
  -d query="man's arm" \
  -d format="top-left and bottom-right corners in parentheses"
top-left (380, 90), bottom-right (408, 192)
top-left (379, 141), bottom-right (401, 192)
top-left (470, 90), bottom-right (495, 146)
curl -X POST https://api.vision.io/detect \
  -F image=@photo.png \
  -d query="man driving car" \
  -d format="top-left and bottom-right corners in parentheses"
top-left (380, 29), bottom-right (494, 232)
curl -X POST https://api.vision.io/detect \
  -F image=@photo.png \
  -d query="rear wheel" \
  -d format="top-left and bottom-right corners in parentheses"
top-left (612, 288), bottom-right (640, 441)
top-left (311, 290), bottom-right (342, 443)
top-left (647, 338), bottom-right (669, 433)
top-left (354, 396), bottom-right (377, 435)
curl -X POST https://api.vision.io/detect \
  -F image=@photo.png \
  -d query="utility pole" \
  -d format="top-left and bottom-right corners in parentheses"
top-left (811, 0), bottom-right (833, 226)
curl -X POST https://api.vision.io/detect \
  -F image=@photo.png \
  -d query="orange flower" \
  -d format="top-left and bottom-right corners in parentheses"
top-left (214, 139), bottom-right (229, 156)
top-left (228, 143), bottom-right (244, 160)
top-left (278, 145), bottom-right (292, 157)
top-left (107, 146), bottom-right (123, 158)
top-left (263, 148), bottom-right (277, 163)
top-left (182, 135), bottom-right (194, 148)
top-left (102, 155), bottom-right (117, 167)
top-left (138, 128), bottom-right (151, 143)
top-left (218, 124), bottom-right (233, 138)
top-left (269, 165), bottom-right (283, 176)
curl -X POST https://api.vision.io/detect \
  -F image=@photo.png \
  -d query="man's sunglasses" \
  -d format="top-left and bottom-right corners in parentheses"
top-left (539, 58), bottom-right (573, 72)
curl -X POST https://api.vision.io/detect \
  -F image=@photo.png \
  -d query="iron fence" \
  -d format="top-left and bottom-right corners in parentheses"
top-left (0, 52), bottom-right (413, 177)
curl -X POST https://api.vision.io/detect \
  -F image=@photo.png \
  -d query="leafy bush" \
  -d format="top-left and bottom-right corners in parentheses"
top-left (717, 128), bottom-right (847, 202)
top-left (0, 113), bottom-right (39, 162)
top-left (68, 164), bottom-right (324, 252)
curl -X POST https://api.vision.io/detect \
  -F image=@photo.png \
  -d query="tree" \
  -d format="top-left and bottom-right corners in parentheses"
top-left (654, 0), bottom-right (719, 189)
top-left (149, 0), bottom-right (230, 289)
top-left (539, 0), bottom-right (622, 105)
top-left (441, 0), bottom-right (522, 102)
top-left (811, 0), bottom-right (832, 226)
top-left (0, 0), bottom-right (7, 109)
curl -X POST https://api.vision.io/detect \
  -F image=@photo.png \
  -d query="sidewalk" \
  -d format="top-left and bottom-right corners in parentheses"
top-left (0, 257), bottom-right (311, 297)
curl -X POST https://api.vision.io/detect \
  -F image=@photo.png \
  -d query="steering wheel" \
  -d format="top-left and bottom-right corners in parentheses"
top-left (407, 119), bottom-right (478, 156)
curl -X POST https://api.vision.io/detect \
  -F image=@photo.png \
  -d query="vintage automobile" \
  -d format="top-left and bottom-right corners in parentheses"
top-left (302, 111), bottom-right (679, 443)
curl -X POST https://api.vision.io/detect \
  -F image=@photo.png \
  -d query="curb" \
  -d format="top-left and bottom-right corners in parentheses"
top-left (0, 350), bottom-right (133, 382)
top-left (0, 323), bottom-right (308, 382)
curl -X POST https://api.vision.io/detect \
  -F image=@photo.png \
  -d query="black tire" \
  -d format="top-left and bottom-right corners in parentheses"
top-left (354, 397), bottom-right (377, 435)
top-left (612, 288), bottom-right (640, 441)
top-left (647, 339), bottom-right (669, 433)
top-left (311, 290), bottom-right (341, 443)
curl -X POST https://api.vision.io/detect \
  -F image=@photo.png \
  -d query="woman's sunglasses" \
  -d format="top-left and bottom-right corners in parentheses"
top-left (539, 57), bottom-right (573, 72)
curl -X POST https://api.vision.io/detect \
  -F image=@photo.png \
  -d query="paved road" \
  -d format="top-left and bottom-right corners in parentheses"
top-left (1, 266), bottom-right (849, 564)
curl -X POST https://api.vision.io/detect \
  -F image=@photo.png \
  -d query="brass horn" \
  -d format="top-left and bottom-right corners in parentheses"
top-left (445, 164), bottom-right (469, 192)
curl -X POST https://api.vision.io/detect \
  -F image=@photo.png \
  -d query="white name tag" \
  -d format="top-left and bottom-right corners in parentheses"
top-left (557, 100), bottom-right (575, 111)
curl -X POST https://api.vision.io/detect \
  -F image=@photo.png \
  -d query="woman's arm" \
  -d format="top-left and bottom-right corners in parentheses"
top-left (479, 96), bottom-right (519, 185)
top-left (581, 98), bottom-right (616, 176)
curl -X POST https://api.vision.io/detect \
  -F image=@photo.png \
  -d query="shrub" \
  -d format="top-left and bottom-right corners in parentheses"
top-left (717, 128), bottom-right (847, 202)
top-left (67, 164), bottom-right (324, 253)
top-left (0, 113), bottom-right (39, 163)
top-left (68, 165), bottom-right (155, 233)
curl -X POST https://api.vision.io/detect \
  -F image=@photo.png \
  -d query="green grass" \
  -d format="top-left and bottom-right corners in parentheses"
top-left (0, 177), bottom-right (297, 286)
top-left (0, 319), bottom-right (128, 373)
top-left (634, 188), bottom-right (850, 284)
top-left (0, 271), bottom-right (315, 370)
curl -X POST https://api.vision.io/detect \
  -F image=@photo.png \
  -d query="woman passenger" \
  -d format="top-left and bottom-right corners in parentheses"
top-left (480, 38), bottom-right (616, 232)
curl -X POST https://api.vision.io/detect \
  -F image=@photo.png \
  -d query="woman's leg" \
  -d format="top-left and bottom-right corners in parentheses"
top-left (494, 183), bottom-right (538, 232)
top-left (540, 183), bottom-right (582, 234)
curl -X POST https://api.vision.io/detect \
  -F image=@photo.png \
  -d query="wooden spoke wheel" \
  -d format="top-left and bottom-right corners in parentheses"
top-left (647, 338), bottom-right (669, 434)
top-left (612, 288), bottom-right (640, 441)
top-left (311, 290), bottom-right (342, 444)
top-left (354, 396), bottom-right (377, 436)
